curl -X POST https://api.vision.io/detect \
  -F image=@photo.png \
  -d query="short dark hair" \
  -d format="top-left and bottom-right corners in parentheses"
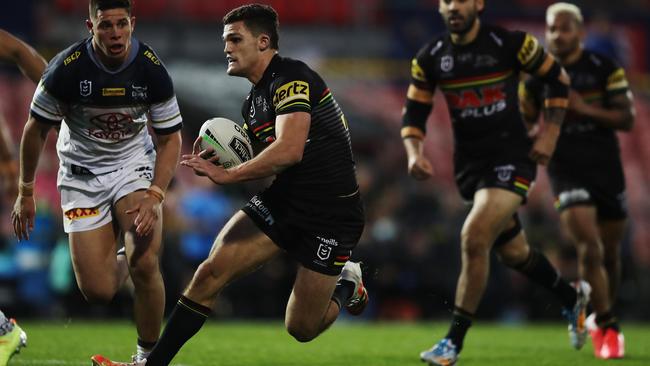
top-left (223, 4), bottom-right (280, 50)
top-left (89, 0), bottom-right (132, 19)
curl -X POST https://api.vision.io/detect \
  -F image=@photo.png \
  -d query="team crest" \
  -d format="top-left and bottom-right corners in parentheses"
top-left (494, 164), bottom-right (515, 182)
top-left (441, 55), bottom-right (454, 72)
top-left (317, 244), bottom-right (332, 261)
top-left (80, 80), bottom-right (92, 97)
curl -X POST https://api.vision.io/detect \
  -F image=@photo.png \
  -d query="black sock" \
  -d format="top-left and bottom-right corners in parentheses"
top-left (145, 296), bottom-right (211, 366)
top-left (512, 249), bottom-right (577, 309)
top-left (331, 280), bottom-right (355, 309)
top-left (596, 311), bottom-right (620, 332)
top-left (445, 307), bottom-right (473, 352)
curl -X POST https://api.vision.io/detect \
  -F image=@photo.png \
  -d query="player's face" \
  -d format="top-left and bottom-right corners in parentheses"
top-left (546, 12), bottom-right (582, 59)
top-left (223, 21), bottom-right (262, 77)
top-left (87, 8), bottom-right (135, 67)
top-left (439, 0), bottom-right (483, 35)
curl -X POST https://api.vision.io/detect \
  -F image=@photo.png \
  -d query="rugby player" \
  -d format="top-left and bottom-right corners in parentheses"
top-left (92, 4), bottom-right (367, 366)
top-left (10, 0), bottom-right (182, 362)
top-left (520, 3), bottom-right (634, 359)
top-left (400, 1), bottom-right (590, 364)
top-left (0, 28), bottom-right (47, 366)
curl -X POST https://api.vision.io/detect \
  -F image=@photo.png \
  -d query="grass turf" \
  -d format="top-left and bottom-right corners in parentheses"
top-left (11, 320), bottom-right (650, 365)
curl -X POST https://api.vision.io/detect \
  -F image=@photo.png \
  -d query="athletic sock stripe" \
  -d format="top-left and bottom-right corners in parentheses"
top-left (178, 296), bottom-right (211, 317)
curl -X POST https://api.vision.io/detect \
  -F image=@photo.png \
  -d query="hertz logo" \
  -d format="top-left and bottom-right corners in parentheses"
top-left (64, 51), bottom-right (81, 66)
top-left (517, 34), bottom-right (540, 66)
top-left (273, 80), bottom-right (309, 110)
top-left (102, 88), bottom-right (126, 96)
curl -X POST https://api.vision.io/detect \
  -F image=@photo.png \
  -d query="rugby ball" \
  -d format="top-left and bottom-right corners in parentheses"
top-left (199, 117), bottom-right (254, 168)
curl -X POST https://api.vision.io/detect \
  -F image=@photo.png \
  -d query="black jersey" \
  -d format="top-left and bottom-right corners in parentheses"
top-left (30, 37), bottom-right (182, 174)
top-left (241, 54), bottom-right (358, 199)
top-left (523, 50), bottom-right (629, 168)
top-left (411, 24), bottom-right (550, 158)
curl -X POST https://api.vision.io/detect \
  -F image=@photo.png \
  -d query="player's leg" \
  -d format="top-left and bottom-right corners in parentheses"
top-left (139, 211), bottom-right (281, 366)
top-left (422, 188), bottom-right (521, 366)
top-left (560, 206), bottom-right (610, 317)
top-left (114, 190), bottom-right (166, 358)
top-left (69, 223), bottom-right (123, 302)
top-left (495, 224), bottom-right (589, 349)
top-left (284, 266), bottom-right (339, 342)
top-left (598, 219), bottom-right (625, 306)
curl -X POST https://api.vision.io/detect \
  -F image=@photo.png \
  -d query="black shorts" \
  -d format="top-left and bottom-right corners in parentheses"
top-left (548, 163), bottom-right (627, 220)
top-left (455, 154), bottom-right (537, 203)
top-left (242, 186), bottom-right (364, 276)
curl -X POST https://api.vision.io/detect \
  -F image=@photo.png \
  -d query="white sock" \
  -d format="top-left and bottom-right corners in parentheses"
top-left (136, 344), bottom-right (151, 360)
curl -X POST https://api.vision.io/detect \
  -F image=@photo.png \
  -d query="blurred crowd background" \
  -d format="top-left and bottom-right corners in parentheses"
top-left (1, 0), bottom-right (650, 324)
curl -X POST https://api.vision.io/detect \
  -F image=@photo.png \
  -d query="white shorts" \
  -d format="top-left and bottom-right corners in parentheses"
top-left (58, 153), bottom-right (156, 233)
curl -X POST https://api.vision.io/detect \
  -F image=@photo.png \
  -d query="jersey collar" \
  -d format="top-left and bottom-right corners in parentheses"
top-left (86, 37), bottom-right (140, 74)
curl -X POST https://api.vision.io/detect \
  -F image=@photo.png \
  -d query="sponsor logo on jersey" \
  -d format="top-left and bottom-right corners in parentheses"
top-left (132, 85), bottom-right (148, 100)
top-left (80, 80), bottom-right (92, 97)
top-left (143, 49), bottom-right (161, 65)
top-left (518, 34), bottom-right (540, 66)
top-left (411, 58), bottom-right (427, 82)
top-left (102, 88), bottom-right (126, 96)
top-left (65, 207), bottom-right (99, 221)
top-left (64, 51), bottom-right (82, 66)
top-left (273, 80), bottom-right (310, 110)
top-left (88, 112), bottom-right (137, 141)
top-left (444, 83), bottom-right (507, 118)
top-left (441, 55), bottom-right (454, 72)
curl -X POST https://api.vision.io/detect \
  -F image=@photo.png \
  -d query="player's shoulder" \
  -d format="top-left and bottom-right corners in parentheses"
top-left (582, 49), bottom-right (621, 71)
top-left (415, 33), bottom-right (448, 59)
top-left (46, 39), bottom-right (89, 74)
top-left (135, 39), bottom-right (169, 72)
top-left (481, 24), bottom-right (530, 48)
top-left (275, 55), bottom-right (317, 79)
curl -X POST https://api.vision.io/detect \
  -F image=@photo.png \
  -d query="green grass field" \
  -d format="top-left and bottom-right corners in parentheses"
top-left (11, 320), bottom-right (650, 365)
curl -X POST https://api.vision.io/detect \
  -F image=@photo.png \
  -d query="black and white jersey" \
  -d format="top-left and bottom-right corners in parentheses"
top-left (30, 38), bottom-right (182, 174)
top-left (523, 50), bottom-right (630, 168)
top-left (411, 24), bottom-right (551, 157)
top-left (241, 54), bottom-right (358, 198)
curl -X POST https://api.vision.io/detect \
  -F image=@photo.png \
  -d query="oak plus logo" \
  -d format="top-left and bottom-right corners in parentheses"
top-left (444, 83), bottom-right (507, 119)
top-left (88, 112), bottom-right (137, 141)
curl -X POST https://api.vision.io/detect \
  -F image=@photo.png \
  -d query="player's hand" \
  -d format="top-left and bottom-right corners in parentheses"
top-left (181, 153), bottom-right (233, 184)
top-left (568, 90), bottom-right (588, 115)
top-left (529, 132), bottom-right (557, 166)
top-left (191, 136), bottom-right (220, 163)
top-left (11, 195), bottom-right (35, 241)
top-left (125, 194), bottom-right (161, 237)
top-left (408, 155), bottom-right (434, 180)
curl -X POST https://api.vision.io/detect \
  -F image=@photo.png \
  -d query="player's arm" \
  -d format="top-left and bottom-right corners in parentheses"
top-left (151, 130), bottom-right (182, 192)
top-left (568, 68), bottom-right (635, 131)
top-left (518, 78), bottom-right (542, 124)
top-left (402, 84), bottom-right (434, 180)
top-left (0, 29), bottom-right (47, 84)
top-left (217, 111), bottom-right (310, 182)
top-left (518, 33), bottom-right (569, 165)
top-left (11, 115), bottom-right (53, 240)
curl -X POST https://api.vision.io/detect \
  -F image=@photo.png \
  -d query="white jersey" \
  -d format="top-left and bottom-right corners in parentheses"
top-left (30, 38), bottom-right (182, 174)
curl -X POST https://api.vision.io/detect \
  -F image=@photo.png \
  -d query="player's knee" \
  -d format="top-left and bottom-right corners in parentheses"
top-left (461, 230), bottom-right (491, 260)
top-left (79, 284), bottom-right (115, 304)
top-left (129, 254), bottom-right (160, 283)
top-left (579, 242), bottom-right (605, 268)
top-left (286, 322), bottom-right (318, 343)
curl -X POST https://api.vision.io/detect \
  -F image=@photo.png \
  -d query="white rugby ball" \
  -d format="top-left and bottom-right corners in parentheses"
top-left (199, 117), bottom-right (254, 168)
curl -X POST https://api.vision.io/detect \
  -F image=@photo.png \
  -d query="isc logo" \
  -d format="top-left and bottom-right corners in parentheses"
top-left (143, 50), bottom-right (161, 65)
top-left (273, 80), bottom-right (309, 109)
top-left (64, 51), bottom-right (81, 66)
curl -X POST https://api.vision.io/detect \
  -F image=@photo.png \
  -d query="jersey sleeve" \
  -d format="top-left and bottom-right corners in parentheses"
top-left (146, 53), bottom-right (183, 134)
top-left (30, 57), bottom-right (69, 125)
top-left (603, 60), bottom-right (630, 98)
top-left (511, 31), bottom-right (547, 73)
top-left (409, 43), bottom-right (437, 91)
top-left (270, 66), bottom-right (314, 116)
